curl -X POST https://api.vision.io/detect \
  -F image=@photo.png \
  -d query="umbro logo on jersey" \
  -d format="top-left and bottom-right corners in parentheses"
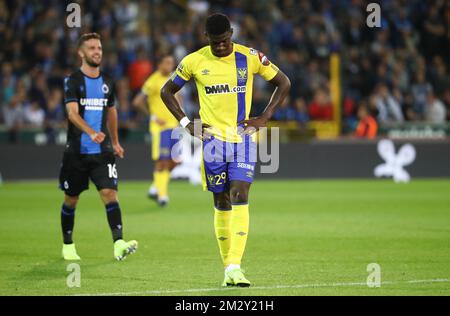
top-left (207, 174), bottom-right (215, 186)
top-left (205, 84), bottom-right (246, 95)
top-left (201, 69), bottom-right (210, 75)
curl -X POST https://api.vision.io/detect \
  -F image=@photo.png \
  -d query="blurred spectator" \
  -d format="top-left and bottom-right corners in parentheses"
top-left (24, 102), bottom-right (45, 127)
top-left (355, 103), bottom-right (378, 139)
top-left (273, 96), bottom-right (296, 121)
top-left (293, 97), bottom-right (309, 125)
top-left (29, 70), bottom-right (50, 112)
top-left (374, 83), bottom-right (404, 123)
top-left (411, 71), bottom-right (433, 119)
top-left (443, 90), bottom-right (450, 121)
top-left (116, 78), bottom-right (136, 139)
top-left (127, 46), bottom-right (152, 93)
top-left (188, 0), bottom-right (210, 16)
top-left (1, 63), bottom-right (16, 113)
top-left (3, 89), bottom-right (26, 143)
top-left (429, 57), bottom-right (450, 97)
top-left (0, 0), bottom-right (448, 140)
top-left (45, 89), bottom-right (65, 143)
top-left (424, 91), bottom-right (446, 124)
top-left (421, 3), bottom-right (446, 62)
top-left (308, 88), bottom-right (333, 121)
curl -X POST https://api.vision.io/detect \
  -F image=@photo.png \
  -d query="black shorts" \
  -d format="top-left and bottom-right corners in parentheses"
top-left (59, 151), bottom-right (118, 196)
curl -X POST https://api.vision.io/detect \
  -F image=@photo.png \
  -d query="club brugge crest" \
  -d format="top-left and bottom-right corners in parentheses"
top-left (102, 83), bottom-right (109, 93)
top-left (237, 68), bottom-right (247, 80)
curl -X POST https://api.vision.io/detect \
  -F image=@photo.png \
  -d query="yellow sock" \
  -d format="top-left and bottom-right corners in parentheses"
top-left (158, 169), bottom-right (170, 199)
top-left (153, 170), bottom-right (162, 195)
top-left (225, 204), bottom-right (249, 266)
top-left (214, 208), bottom-right (232, 265)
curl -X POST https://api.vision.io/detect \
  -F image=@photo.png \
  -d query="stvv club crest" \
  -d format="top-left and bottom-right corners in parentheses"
top-left (237, 68), bottom-right (247, 80)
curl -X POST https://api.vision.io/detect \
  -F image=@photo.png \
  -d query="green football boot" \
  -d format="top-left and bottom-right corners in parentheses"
top-left (222, 274), bottom-right (234, 287)
top-left (114, 239), bottom-right (138, 261)
top-left (62, 243), bottom-right (81, 261)
top-left (224, 268), bottom-right (251, 287)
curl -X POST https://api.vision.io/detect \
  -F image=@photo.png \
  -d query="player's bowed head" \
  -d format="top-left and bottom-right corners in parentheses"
top-left (205, 13), bottom-right (234, 58)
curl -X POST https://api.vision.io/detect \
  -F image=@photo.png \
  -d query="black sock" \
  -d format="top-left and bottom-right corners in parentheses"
top-left (105, 202), bottom-right (123, 242)
top-left (61, 204), bottom-right (75, 244)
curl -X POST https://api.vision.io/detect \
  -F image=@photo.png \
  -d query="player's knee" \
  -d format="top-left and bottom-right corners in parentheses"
top-left (214, 192), bottom-right (231, 210)
top-left (215, 199), bottom-right (232, 210)
top-left (161, 160), bottom-right (170, 170)
top-left (100, 189), bottom-right (118, 204)
top-left (64, 195), bottom-right (79, 208)
top-left (155, 161), bottom-right (164, 171)
top-left (230, 187), bottom-right (248, 204)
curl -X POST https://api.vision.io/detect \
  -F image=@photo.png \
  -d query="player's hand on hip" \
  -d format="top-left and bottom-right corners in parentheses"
top-left (113, 142), bottom-right (125, 159)
top-left (239, 116), bottom-right (268, 135)
top-left (186, 122), bottom-right (212, 141)
top-left (90, 132), bottom-right (106, 144)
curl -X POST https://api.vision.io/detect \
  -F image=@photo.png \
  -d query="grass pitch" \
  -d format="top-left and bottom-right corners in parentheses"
top-left (0, 179), bottom-right (449, 296)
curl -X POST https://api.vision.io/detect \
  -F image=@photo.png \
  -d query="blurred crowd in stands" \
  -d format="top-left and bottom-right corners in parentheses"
top-left (1, 0), bottom-right (449, 143)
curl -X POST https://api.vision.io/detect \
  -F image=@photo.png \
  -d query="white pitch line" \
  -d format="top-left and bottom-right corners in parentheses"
top-left (73, 278), bottom-right (450, 296)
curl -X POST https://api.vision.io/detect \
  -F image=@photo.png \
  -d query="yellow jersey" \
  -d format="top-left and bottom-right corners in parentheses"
top-left (142, 70), bottom-right (179, 131)
top-left (171, 43), bottom-right (279, 142)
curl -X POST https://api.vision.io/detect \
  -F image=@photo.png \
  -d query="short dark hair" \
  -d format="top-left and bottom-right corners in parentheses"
top-left (78, 32), bottom-right (101, 48)
top-left (205, 13), bottom-right (231, 35)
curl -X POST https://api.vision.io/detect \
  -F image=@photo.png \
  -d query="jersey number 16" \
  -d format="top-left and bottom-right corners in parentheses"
top-left (107, 164), bottom-right (118, 179)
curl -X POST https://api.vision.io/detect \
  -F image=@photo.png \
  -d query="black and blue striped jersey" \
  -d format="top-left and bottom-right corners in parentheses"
top-left (63, 69), bottom-right (115, 154)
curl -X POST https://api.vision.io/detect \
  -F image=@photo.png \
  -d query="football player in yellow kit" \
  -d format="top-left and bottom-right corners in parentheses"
top-left (161, 14), bottom-right (290, 286)
top-left (133, 55), bottom-right (180, 207)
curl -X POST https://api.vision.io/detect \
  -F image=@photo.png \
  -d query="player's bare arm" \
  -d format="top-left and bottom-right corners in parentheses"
top-left (107, 106), bottom-right (124, 158)
top-left (160, 80), bottom-right (185, 120)
top-left (66, 101), bottom-right (105, 144)
top-left (240, 71), bottom-right (291, 135)
top-left (160, 80), bottom-right (208, 139)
